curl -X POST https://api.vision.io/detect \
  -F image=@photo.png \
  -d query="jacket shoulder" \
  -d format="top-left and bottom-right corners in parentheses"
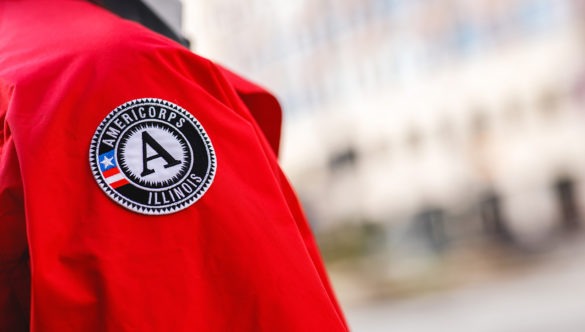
top-left (0, 0), bottom-right (201, 82)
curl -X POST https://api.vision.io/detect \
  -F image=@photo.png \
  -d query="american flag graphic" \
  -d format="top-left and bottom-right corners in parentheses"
top-left (98, 150), bottom-right (129, 189)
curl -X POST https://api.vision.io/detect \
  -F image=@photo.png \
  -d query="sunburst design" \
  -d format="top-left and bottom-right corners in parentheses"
top-left (118, 122), bottom-right (190, 188)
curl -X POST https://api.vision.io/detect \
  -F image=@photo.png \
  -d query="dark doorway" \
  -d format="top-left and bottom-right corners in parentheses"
top-left (480, 192), bottom-right (514, 244)
top-left (554, 177), bottom-right (581, 231)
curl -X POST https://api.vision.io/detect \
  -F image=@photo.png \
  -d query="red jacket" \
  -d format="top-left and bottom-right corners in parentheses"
top-left (0, 0), bottom-right (348, 330)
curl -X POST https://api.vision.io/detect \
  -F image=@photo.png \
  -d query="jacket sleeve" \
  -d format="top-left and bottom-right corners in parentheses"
top-left (214, 66), bottom-right (349, 331)
top-left (0, 30), bottom-right (347, 331)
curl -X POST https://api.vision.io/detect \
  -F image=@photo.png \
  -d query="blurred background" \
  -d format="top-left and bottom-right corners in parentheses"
top-left (143, 0), bottom-right (585, 330)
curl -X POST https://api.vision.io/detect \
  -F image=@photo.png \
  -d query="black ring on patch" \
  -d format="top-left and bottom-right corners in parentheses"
top-left (89, 98), bottom-right (216, 215)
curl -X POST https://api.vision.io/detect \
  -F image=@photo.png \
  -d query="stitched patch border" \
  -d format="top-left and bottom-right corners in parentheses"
top-left (89, 98), bottom-right (216, 215)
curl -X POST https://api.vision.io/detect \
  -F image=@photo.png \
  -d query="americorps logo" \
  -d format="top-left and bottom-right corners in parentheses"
top-left (89, 98), bottom-right (216, 215)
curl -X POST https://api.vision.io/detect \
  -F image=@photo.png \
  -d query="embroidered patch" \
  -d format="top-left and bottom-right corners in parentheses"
top-left (89, 98), bottom-right (216, 215)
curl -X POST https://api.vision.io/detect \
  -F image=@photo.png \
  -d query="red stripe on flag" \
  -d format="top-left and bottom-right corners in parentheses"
top-left (110, 178), bottom-right (130, 189)
top-left (103, 167), bottom-right (120, 178)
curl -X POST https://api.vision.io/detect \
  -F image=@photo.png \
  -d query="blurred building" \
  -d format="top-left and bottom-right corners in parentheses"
top-left (184, 0), bottom-right (585, 245)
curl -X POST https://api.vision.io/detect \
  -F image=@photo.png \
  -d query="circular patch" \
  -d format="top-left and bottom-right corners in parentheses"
top-left (89, 98), bottom-right (216, 215)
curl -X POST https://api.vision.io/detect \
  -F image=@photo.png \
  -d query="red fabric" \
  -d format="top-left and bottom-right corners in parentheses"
top-left (0, 1), bottom-right (348, 331)
top-left (218, 66), bottom-right (283, 157)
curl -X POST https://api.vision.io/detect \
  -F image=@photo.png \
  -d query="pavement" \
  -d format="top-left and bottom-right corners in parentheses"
top-left (343, 240), bottom-right (585, 332)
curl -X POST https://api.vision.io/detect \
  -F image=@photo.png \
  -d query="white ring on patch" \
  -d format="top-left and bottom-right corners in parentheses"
top-left (89, 98), bottom-right (217, 215)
